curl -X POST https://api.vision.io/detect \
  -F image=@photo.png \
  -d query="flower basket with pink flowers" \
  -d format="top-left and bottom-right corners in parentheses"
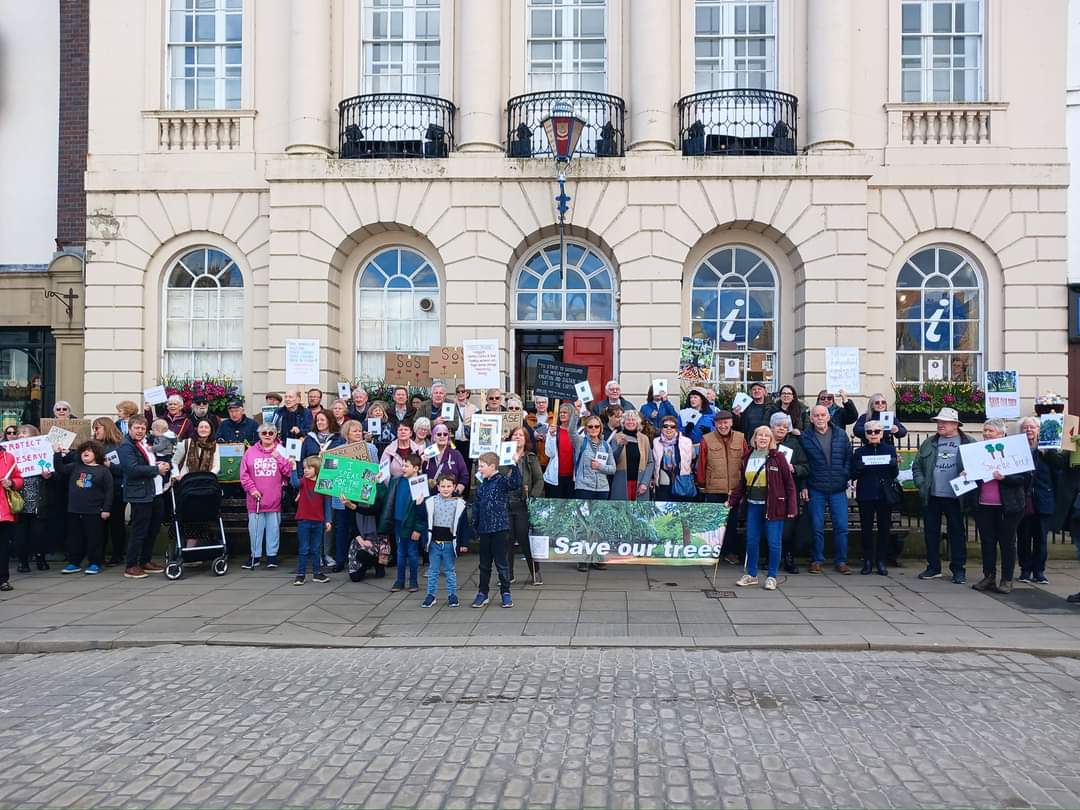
top-left (160, 375), bottom-right (241, 416)
top-left (893, 380), bottom-right (986, 421)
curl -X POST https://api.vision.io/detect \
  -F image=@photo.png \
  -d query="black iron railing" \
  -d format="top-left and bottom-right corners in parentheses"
top-left (337, 93), bottom-right (455, 159)
top-left (505, 90), bottom-right (625, 158)
top-left (677, 88), bottom-right (798, 157)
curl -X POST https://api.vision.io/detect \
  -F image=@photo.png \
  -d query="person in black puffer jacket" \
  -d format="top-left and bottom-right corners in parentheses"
top-left (852, 420), bottom-right (899, 576)
top-left (799, 405), bottom-right (853, 574)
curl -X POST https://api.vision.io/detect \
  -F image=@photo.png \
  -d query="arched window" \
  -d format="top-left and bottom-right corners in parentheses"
top-left (163, 247), bottom-right (244, 378)
top-left (690, 246), bottom-right (778, 385)
top-left (895, 245), bottom-right (983, 383)
top-left (513, 241), bottom-right (616, 324)
top-left (356, 247), bottom-right (440, 379)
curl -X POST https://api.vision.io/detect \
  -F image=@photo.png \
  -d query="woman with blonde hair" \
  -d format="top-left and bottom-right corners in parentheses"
top-left (115, 400), bottom-right (139, 436)
top-left (726, 425), bottom-right (797, 591)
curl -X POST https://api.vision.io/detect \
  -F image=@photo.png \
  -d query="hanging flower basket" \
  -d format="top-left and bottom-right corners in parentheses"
top-left (161, 376), bottom-right (241, 416)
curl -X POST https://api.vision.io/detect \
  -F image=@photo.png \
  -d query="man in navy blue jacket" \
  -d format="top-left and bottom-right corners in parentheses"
top-left (800, 405), bottom-right (853, 574)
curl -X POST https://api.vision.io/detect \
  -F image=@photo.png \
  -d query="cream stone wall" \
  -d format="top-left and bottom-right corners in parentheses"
top-left (82, 0), bottom-right (1070, 417)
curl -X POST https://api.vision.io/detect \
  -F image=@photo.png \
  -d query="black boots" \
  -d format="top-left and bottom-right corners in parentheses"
top-left (861, 559), bottom-right (873, 575)
top-left (782, 553), bottom-right (799, 574)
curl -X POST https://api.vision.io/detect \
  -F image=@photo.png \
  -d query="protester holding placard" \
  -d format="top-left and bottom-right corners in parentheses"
top-left (681, 388), bottom-right (716, 445)
top-left (0, 438), bottom-right (25, 591)
top-left (117, 416), bottom-right (171, 579)
top-left (378, 453), bottom-right (427, 593)
top-left (423, 425), bottom-right (468, 496)
top-left (800, 405), bottom-right (854, 574)
top-left (853, 393), bottom-right (907, 446)
top-left (815, 390), bottom-right (858, 430)
top-left (239, 423), bottom-right (294, 571)
top-left (12, 426), bottom-right (49, 574)
top-left (52, 400), bottom-right (77, 419)
top-left (970, 419), bottom-right (1030, 595)
top-left (610, 410), bottom-right (654, 503)
top-left (364, 401), bottom-right (395, 456)
top-left (147, 394), bottom-right (193, 440)
top-left (572, 415), bottom-right (615, 500)
top-left (733, 382), bottom-right (772, 440)
top-left (770, 413), bottom-right (811, 574)
top-left (289, 456), bottom-right (332, 586)
top-left (418, 383), bottom-right (459, 432)
top-left (912, 407), bottom-right (975, 584)
top-left (470, 450), bottom-right (523, 608)
top-left (329, 420), bottom-right (379, 573)
top-left (1017, 416), bottom-right (1056, 584)
top-left (504, 426), bottom-right (546, 585)
top-left (92, 418), bottom-right (128, 566)
top-left (767, 385), bottom-right (808, 436)
top-left (851, 420), bottom-right (900, 576)
top-left (641, 384), bottom-right (679, 431)
top-left (542, 403), bottom-right (579, 499)
top-left (53, 440), bottom-right (113, 576)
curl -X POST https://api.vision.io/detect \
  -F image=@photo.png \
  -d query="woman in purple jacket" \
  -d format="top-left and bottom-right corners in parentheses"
top-left (423, 423), bottom-right (468, 496)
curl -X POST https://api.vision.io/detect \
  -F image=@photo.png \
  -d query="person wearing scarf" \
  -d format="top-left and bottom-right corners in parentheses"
top-left (652, 417), bottom-right (693, 502)
top-left (300, 411), bottom-right (341, 462)
top-left (171, 418), bottom-right (220, 480)
top-left (610, 410), bottom-right (653, 502)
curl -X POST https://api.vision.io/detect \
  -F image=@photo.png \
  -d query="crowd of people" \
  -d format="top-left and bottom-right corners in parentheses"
top-left (0, 380), bottom-right (1078, 609)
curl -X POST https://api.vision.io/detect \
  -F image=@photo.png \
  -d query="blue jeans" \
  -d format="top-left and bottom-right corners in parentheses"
top-left (923, 495), bottom-right (965, 575)
top-left (332, 508), bottom-right (355, 566)
top-left (744, 502), bottom-right (784, 578)
top-left (393, 520), bottom-right (420, 588)
top-left (296, 520), bottom-right (324, 577)
top-left (808, 489), bottom-right (848, 565)
top-left (247, 511), bottom-right (281, 559)
top-left (426, 541), bottom-right (458, 597)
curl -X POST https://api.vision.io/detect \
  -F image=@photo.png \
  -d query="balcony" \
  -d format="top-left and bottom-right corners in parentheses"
top-left (337, 93), bottom-right (455, 159)
top-left (505, 90), bottom-right (625, 158)
top-left (677, 89), bottom-right (798, 157)
top-left (885, 102), bottom-right (1005, 146)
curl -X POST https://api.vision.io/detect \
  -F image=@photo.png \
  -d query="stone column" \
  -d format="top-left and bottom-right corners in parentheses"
top-left (628, 0), bottom-right (675, 150)
top-left (286, 0), bottom-right (333, 155)
top-left (806, 0), bottom-right (853, 150)
top-left (456, 0), bottom-right (503, 151)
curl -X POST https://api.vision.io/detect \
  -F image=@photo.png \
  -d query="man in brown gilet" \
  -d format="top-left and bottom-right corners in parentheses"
top-left (696, 409), bottom-right (748, 565)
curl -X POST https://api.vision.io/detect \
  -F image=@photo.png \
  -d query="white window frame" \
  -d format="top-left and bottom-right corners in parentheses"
top-left (161, 247), bottom-right (245, 379)
top-left (166, 0), bottom-right (243, 110)
top-left (690, 245), bottom-right (780, 387)
top-left (526, 0), bottom-right (608, 92)
top-left (362, 0), bottom-right (441, 96)
top-left (900, 0), bottom-right (984, 103)
top-left (511, 239), bottom-right (618, 327)
top-left (894, 245), bottom-right (984, 384)
top-left (693, 0), bottom-right (777, 92)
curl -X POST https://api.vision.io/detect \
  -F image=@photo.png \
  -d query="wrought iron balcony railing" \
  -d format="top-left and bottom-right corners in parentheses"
top-left (505, 90), bottom-right (625, 158)
top-left (677, 88), bottom-right (798, 157)
top-left (337, 93), bottom-right (456, 159)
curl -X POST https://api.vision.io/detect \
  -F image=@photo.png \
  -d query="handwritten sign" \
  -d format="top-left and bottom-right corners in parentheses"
top-left (502, 410), bottom-right (523, 438)
top-left (384, 353), bottom-right (430, 386)
top-left (462, 339), bottom-right (500, 390)
top-left (143, 385), bottom-right (168, 406)
top-left (959, 433), bottom-right (1034, 482)
top-left (285, 339), bottom-right (320, 386)
top-left (46, 426), bottom-right (77, 451)
top-left (315, 455), bottom-right (379, 505)
top-left (984, 370), bottom-right (1020, 419)
top-left (533, 360), bottom-right (589, 401)
top-left (325, 441), bottom-right (373, 462)
top-left (429, 345), bottom-right (465, 380)
top-left (824, 347), bottom-right (860, 393)
top-left (0, 436), bottom-right (54, 477)
top-left (39, 419), bottom-right (91, 445)
top-left (1061, 414), bottom-right (1080, 451)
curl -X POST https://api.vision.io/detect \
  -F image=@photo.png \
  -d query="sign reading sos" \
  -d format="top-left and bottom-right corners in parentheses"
top-left (384, 353), bottom-right (431, 386)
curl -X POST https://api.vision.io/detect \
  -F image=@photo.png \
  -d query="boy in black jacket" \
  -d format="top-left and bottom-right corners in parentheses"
top-left (53, 440), bottom-right (114, 575)
top-left (470, 451), bottom-right (522, 609)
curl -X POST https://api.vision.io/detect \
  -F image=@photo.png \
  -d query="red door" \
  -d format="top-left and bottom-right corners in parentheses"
top-left (563, 330), bottom-right (614, 403)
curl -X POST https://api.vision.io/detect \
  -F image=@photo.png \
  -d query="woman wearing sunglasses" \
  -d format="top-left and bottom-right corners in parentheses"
top-left (851, 419), bottom-right (899, 576)
top-left (423, 425), bottom-right (468, 496)
top-left (2, 426), bottom-right (17, 441)
top-left (815, 389), bottom-right (858, 430)
top-left (853, 393), bottom-right (908, 445)
top-left (571, 414), bottom-right (616, 572)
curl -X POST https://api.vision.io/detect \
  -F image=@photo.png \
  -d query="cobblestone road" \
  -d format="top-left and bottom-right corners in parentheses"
top-left (2, 646), bottom-right (1080, 809)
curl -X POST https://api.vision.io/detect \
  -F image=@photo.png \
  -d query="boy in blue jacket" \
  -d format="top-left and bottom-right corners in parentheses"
top-left (471, 450), bottom-right (523, 608)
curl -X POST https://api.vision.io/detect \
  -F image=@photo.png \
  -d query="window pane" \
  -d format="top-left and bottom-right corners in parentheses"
top-left (541, 293), bottom-right (562, 320)
top-left (517, 293), bottom-right (538, 321)
top-left (590, 293), bottom-right (611, 321)
top-left (901, 3), bottom-right (922, 33)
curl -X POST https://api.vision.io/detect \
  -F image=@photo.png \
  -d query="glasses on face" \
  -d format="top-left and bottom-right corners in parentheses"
top-left (434, 431), bottom-right (449, 438)
top-left (488, 396), bottom-right (502, 402)
top-left (661, 424), bottom-right (677, 431)
top-left (586, 424), bottom-right (602, 431)
top-left (866, 429), bottom-right (882, 435)
top-left (3, 429), bottom-right (15, 436)
top-left (820, 396), bottom-right (834, 402)
top-left (873, 400), bottom-right (887, 406)
top-left (508, 405), bottom-right (522, 411)
top-left (259, 431), bottom-right (276, 437)
top-left (55, 407), bottom-right (69, 413)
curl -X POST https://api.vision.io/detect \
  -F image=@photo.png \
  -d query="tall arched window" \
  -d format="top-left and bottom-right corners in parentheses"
top-left (356, 247), bottom-right (440, 379)
top-left (895, 245), bottom-right (983, 383)
top-left (690, 246), bottom-right (778, 385)
top-left (513, 241), bottom-right (616, 324)
top-left (163, 247), bottom-right (244, 378)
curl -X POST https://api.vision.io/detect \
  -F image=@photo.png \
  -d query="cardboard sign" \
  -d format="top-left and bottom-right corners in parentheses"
top-left (46, 426), bottom-right (77, 451)
top-left (462, 339), bottom-right (500, 390)
top-left (949, 475), bottom-right (978, 496)
top-left (1061, 414), bottom-right (1080, 451)
top-left (384, 352), bottom-right (430, 386)
top-left (1039, 413), bottom-right (1064, 450)
top-left (429, 345), bottom-right (465, 380)
top-left (337, 382), bottom-right (352, 401)
top-left (0, 436), bottom-right (54, 477)
top-left (959, 433), bottom-right (1035, 482)
top-left (575, 380), bottom-right (594, 404)
top-left (533, 360), bottom-right (589, 401)
top-left (502, 410), bottom-right (523, 438)
top-left (217, 443), bottom-right (244, 483)
top-left (285, 339), bottom-right (320, 386)
top-left (408, 474), bottom-right (429, 501)
top-left (984, 370), bottom-right (1020, 420)
top-left (314, 455), bottom-right (379, 505)
top-left (143, 385), bottom-right (168, 406)
top-left (39, 419), bottom-right (91, 445)
top-left (325, 441), bottom-right (372, 462)
top-left (824, 347), bottom-right (860, 393)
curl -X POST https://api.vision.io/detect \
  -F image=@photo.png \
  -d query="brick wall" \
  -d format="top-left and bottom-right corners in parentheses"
top-left (56, 0), bottom-right (88, 250)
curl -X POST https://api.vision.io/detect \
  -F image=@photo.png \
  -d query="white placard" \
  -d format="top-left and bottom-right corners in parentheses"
top-left (927, 359), bottom-right (945, 381)
top-left (984, 370), bottom-right (1021, 420)
top-left (679, 408), bottom-right (701, 425)
top-left (408, 474), bottom-right (429, 501)
top-left (105, 450), bottom-right (120, 467)
top-left (367, 418), bottom-right (381, 436)
top-left (652, 379), bottom-right (668, 396)
top-left (337, 382), bottom-right (352, 401)
top-left (861, 454), bottom-right (892, 466)
top-left (462, 338), bottom-right (500, 390)
top-left (593, 450), bottom-right (610, 466)
top-left (471, 414), bottom-right (502, 454)
top-left (285, 339), bottom-right (320, 386)
top-left (777, 445), bottom-right (793, 464)
top-left (529, 535), bottom-right (550, 560)
top-left (261, 406), bottom-right (278, 425)
top-left (441, 402), bottom-right (456, 420)
top-left (724, 358), bottom-right (740, 380)
top-left (47, 426), bottom-right (77, 451)
top-left (423, 444), bottom-right (438, 460)
top-left (378, 458), bottom-right (391, 483)
top-left (498, 441), bottom-right (517, 466)
top-left (949, 475), bottom-right (978, 496)
top-left (143, 385), bottom-right (168, 406)
top-left (0, 436), bottom-right (55, 478)
top-left (878, 411), bottom-right (894, 430)
top-left (731, 392), bottom-right (753, 412)
top-left (1039, 413), bottom-right (1065, 450)
top-left (825, 347), bottom-right (860, 394)
top-left (898, 469), bottom-right (913, 483)
top-left (958, 433), bottom-right (1035, 482)
top-left (284, 438), bottom-right (303, 461)
top-left (575, 380), bottom-right (594, 404)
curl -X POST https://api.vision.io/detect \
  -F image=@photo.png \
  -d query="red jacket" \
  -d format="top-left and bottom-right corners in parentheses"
top-left (0, 450), bottom-right (25, 523)
top-left (726, 448), bottom-right (797, 521)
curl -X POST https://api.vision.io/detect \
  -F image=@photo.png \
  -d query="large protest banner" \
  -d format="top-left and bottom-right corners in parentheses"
top-left (527, 498), bottom-right (729, 565)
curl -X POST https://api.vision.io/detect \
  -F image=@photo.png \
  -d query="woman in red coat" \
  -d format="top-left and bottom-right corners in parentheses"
top-left (0, 443), bottom-right (26, 591)
top-left (726, 426), bottom-right (797, 591)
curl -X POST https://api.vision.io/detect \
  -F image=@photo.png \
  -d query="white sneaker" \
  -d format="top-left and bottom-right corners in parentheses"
top-left (764, 577), bottom-right (777, 591)
top-left (735, 574), bottom-right (759, 587)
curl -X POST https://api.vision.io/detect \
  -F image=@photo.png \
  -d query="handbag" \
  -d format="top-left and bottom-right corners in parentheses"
top-left (882, 478), bottom-right (904, 507)
top-left (670, 441), bottom-right (697, 498)
top-left (2, 459), bottom-right (20, 515)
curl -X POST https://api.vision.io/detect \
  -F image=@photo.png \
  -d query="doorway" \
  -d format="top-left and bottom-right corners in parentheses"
top-left (515, 329), bottom-right (614, 403)
top-left (0, 328), bottom-right (56, 428)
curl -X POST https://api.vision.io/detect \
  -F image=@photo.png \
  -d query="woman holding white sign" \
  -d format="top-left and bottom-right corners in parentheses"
top-left (851, 420), bottom-right (900, 576)
top-left (971, 419), bottom-right (1030, 595)
top-left (853, 394), bottom-right (908, 446)
top-left (542, 402), bottom-right (579, 499)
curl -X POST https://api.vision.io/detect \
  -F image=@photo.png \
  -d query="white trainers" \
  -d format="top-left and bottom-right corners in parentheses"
top-left (736, 574), bottom-right (759, 587)
top-left (764, 577), bottom-right (777, 591)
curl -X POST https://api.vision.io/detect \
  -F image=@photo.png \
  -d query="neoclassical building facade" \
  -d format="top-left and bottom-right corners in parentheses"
top-left (82, 0), bottom-right (1070, 417)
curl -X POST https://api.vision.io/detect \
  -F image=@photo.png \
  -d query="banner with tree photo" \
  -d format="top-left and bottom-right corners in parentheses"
top-left (526, 499), bottom-right (730, 565)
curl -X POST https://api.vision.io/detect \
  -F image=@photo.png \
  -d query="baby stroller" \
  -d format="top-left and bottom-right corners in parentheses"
top-left (165, 471), bottom-right (228, 580)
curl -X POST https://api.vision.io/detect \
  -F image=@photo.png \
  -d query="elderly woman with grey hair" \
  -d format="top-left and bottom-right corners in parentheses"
top-left (52, 400), bottom-right (77, 419)
top-left (851, 418), bottom-right (899, 575)
top-left (1016, 415), bottom-right (1057, 584)
top-left (971, 418), bottom-right (1031, 594)
top-left (770, 412), bottom-right (811, 573)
